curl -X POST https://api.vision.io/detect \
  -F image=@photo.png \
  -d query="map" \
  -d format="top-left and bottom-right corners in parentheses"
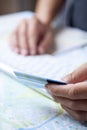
top-left (0, 12), bottom-right (87, 130)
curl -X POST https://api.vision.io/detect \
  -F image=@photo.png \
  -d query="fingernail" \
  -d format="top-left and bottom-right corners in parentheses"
top-left (21, 49), bottom-right (28, 55)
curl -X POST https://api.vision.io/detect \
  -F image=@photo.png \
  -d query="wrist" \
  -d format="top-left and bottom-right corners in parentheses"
top-left (35, 12), bottom-right (52, 26)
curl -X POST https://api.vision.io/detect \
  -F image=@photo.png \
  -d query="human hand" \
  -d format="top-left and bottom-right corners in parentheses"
top-left (10, 15), bottom-right (53, 56)
top-left (46, 63), bottom-right (87, 121)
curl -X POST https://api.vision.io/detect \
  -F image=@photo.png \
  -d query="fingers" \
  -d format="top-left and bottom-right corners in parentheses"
top-left (10, 17), bottom-right (40, 55)
top-left (10, 18), bottom-right (41, 55)
top-left (46, 81), bottom-right (87, 99)
top-left (62, 105), bottom-right (87, 121)
top-left (10, 31), bottom-right (20, 54)
top-left (27, 17), bottom-right (40, 55)
top-left (10, 16), bottom-right (53, 56)
top-left (63, 63), bottom-right (87, 83)
top-left (10, 19), bottom-right (29, 55)
top-left (53, 96), bottom-right (87, 111)
top-left (38, 28), bottom-right (53, 54)
top-left (18, 20), bottom-right (29, 55)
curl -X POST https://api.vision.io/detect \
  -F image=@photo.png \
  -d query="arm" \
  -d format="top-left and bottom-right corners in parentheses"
top-left (10, 0), bottom-right (65, 55)
top-left (36, 0), bottom-right (66, 25)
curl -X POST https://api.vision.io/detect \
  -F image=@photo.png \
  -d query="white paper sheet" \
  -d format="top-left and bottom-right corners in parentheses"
top-left (0, 39), bottom-right (87, 81)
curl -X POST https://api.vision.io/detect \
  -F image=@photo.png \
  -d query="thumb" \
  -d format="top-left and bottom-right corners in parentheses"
top-left (62, 63), bottom-right (87, 83)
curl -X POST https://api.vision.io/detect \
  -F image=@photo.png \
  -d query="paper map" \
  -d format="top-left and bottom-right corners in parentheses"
top-left (0, 12), bottom-right (87, 130)
top-left (0, 72), bottom-right (87, 130)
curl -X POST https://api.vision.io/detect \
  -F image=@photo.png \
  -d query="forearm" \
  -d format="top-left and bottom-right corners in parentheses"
top-left (35, 0), bottom-right (65, 25)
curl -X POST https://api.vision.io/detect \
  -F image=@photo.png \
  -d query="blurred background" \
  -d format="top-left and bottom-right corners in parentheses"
top-left (0, 0), bottom-right (37, 15)
top-left (1, 0), bottom-right (83, 51)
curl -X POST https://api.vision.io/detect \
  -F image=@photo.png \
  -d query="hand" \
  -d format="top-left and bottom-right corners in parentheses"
top-left (46, 63), bottom-right (87, 121)
top-left (10, 15), bottom-right (53, 56)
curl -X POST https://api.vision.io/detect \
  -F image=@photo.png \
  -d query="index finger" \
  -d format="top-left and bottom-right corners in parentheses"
top-left (27, 18), bottom-right (40, 55)
top-left (46, 81), bottom-right (87, 100)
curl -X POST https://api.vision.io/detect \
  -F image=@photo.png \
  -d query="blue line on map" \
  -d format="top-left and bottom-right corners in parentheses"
top-left (19, 115), bottom-right (58, 130)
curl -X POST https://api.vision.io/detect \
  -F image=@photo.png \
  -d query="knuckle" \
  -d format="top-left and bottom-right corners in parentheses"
top-left (30, 18), bottom-right (41, 31)
top-left (29, 25), bottom-right (39, 37)
top-left (68, 86), bottom-right (79, 99)
top-left (67, 72), bottom-right (79, 83)
top-left (51, 86), bottom-right (59, 95)
top-left (67, 72), bottom-right (78, 83)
